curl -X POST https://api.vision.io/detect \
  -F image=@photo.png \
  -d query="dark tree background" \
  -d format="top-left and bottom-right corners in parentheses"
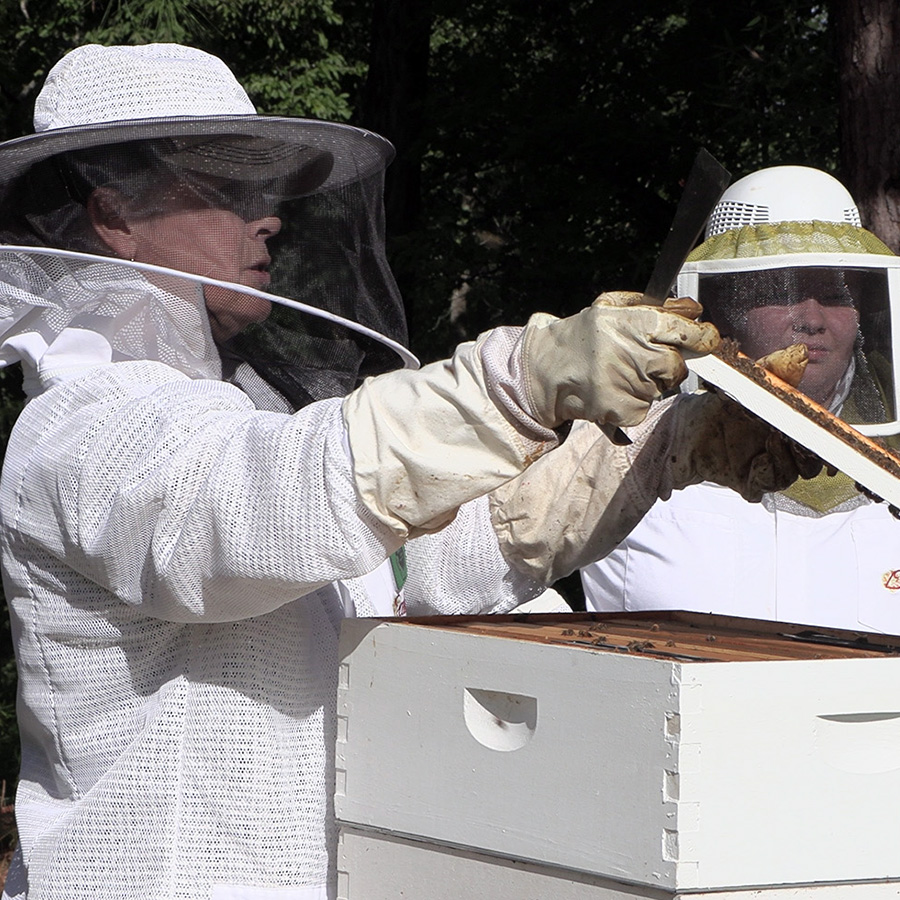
top-left (0, 0), bottom-right (896, 806)
top-left (834, 0), bottom-right (900, 250)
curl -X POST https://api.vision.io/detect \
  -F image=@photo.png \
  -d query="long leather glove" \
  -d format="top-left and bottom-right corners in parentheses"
top-left (490, 388), bottom-right (822, 585)
top-left (518, 294), bottom-right (720, 428)
top-left (342, 301), bottom-right (720, 540)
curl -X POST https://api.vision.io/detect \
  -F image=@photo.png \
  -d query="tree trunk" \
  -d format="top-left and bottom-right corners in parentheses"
top-left (359, 0), bottom-right (433, 237)
top-left (834, 0), bottom-right (900, 250)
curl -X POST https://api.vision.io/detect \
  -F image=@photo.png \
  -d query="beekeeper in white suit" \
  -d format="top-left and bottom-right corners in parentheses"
top-left (572, 167), bottom-right (900, 632)
top-left (0, 45), bottom-right (814, 900)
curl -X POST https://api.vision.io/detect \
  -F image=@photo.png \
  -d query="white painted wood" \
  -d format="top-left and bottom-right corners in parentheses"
top-left (673, 658), bottom-right (900, 888)
top-left (336, 619), bottom-right (900, 892)
top-left (336, 619), bottom-right (679, 887)
top-left (337, 826), bottom-right (672, 899)
top-left (337, 826), bottom-right (900, 899)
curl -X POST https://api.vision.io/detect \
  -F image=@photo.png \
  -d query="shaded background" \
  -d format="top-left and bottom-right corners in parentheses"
top-left (0, 0), bottom-right (898, 806)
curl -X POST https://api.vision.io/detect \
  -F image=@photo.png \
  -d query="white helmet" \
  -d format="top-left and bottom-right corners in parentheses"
top-left (705, 165), bottom-right (861, 239)
top-left (680, 166), bottom-right (900, 437)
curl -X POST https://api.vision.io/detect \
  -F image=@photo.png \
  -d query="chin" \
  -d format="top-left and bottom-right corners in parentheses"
top-left (206, 287), bottom-right (272, 339)
top-left (246, 297), bottom-right (273, 326)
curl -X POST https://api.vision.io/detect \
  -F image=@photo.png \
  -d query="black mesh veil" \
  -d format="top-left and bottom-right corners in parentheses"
top-left (0, 117), bottom-right (415, 410)
top-left (677, 255), bottom-right (900, 435)
top-left (219, 171), bottom-right (409, 409)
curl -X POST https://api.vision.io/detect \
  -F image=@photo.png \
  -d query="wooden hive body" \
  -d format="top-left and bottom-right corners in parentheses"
top-left (336, 612), bottom-right (900, 898)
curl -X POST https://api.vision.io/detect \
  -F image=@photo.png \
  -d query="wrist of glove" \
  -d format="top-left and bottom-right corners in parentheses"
top-left (665, 390), bottom-right (823, 502)
top-left (343, 330), bottom-right (561, 540)
top-left (520, 292), bottom-right (720, 429)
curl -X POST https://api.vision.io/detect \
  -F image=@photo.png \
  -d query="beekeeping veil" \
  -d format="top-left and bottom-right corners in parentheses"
top-left (676, 166), bottom-right (900, 438)
top-left (0, 43), bottom-right (415, 408)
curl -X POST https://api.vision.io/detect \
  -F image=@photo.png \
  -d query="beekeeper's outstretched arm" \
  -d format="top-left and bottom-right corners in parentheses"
top-left (343, 296), bottom-right (720, 539)
top-left (488, 320), bottom-right (823, 585)
top-left (345, 292), bottom-right (819, 591)
top-left (488, 386), bottom-right (822, 585)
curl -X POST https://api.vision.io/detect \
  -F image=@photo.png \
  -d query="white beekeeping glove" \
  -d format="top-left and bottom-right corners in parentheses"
top-left (666, 342), bottom-right (819, 501)
top-left (343, 298), bottom-right (719, 539)
top-left (664, 390), bottom-right (822, 500)
top-left (518, 293), bottom-right (720, 428)
top-left (490, 370), bottom-right (821, 585)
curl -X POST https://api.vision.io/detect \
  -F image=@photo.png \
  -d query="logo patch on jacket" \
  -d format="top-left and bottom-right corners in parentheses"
top-left (882, 570), bottom-right (900, 591)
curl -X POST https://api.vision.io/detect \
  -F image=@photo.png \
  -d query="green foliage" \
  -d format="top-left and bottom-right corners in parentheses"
top-left (0, 0), bottom-right (99, 139)
top-left (204, 0), bottom-right (367, 120)
top-left (398, 0), bottom-right (838, 359)
top-left (0, 0), bottom-right (369, 141)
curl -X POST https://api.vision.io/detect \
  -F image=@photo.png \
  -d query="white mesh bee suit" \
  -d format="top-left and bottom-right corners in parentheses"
top-left (0, 43), bottom-right (761, 900)
top-left (580, 168), bottom-right (900, 632)
top-left (0, 45), bottom-right (555, 900)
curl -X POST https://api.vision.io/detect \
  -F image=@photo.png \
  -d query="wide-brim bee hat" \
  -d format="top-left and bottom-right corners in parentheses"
top-left (0, 43), bottom-right (416, 408)
top-left (2, 42), bottom-right (391, 200)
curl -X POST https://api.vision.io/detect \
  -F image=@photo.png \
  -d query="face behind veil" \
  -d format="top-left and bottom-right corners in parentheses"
top-left (679, 253), bottom-right (899, 434)
top-left (0, 48), bottom-right (416, 408)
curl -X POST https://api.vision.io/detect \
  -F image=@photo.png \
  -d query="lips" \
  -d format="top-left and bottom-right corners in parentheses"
top-left (804, 345), bottom-right (830, 362)
top-left (247, 270), bottom-right (271, 288)
top-left (243, 261), bottom-right (271, 288)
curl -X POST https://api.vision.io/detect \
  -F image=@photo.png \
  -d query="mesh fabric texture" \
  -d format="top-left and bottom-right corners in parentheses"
top-left (0, 96), bottom-right (547, 900)
top-left (684, 223), bottom-right (897, 428)
top-left (0, 48), bottom-right (552, 898)
top-left (33, 44), bottom-right (257, 129)
top-left (683, 220), bottom-right (899, 514)
top-left (688, 220), bottom-right (893, 261)
top-left (706, 199), bottom-right (861, 237)
top-left (0, 123), bottom-right (412, 408)
top-left (0, 358), bottom-right (537, 899)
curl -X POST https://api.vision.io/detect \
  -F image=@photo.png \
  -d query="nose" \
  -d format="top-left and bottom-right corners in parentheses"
top-left (791, 297), bottom-right (827, 335)
top-left (248, 215), bottom-right (282, 240)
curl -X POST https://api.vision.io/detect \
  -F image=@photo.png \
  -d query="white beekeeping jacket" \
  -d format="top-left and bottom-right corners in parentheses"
top-left (0, 253), bottom-right (540, 900)
top-left (0, 43), bottom-right (547, 899)
top-left (581, 480), bottom-right (900, 633)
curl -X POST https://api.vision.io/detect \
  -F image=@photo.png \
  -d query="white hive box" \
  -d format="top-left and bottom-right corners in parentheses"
top-left (335, 612), bottom-right (900, 898)
top-left (337, 827), bottom-right (900, 900)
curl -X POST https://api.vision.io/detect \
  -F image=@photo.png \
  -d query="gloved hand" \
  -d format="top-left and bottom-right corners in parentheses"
top-left (666, 389), bottom-right (823, 502)
top-left (343, 292), bottom-right (720, 540)
top-left (489, 346), bottom-right (822, 584)
top-left (520, 292), bottom-right (720, 428)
